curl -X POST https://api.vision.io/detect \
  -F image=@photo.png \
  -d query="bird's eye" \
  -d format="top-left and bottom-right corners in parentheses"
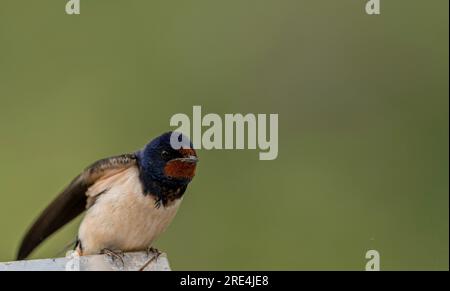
top-left (161, 150), bottom-right (170, 160)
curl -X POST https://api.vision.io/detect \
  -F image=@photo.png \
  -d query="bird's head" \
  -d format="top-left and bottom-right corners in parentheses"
top-left (137, 132), bottom-right (198, 201)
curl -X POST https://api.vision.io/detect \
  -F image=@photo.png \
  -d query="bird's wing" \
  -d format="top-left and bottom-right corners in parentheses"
top-left (17, 153), bottom-right (137, 260)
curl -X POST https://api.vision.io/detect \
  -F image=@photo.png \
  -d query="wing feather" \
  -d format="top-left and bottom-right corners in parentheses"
top-left (16, 153), bottom-right (137, 260)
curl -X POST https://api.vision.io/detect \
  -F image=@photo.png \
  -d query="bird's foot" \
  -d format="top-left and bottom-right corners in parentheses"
top-left (146, 246), bottom-right (161, 258)
top-left (139, 246), bottom-right (162, 271)
top-left (101, 248), bottom-right (125, 267)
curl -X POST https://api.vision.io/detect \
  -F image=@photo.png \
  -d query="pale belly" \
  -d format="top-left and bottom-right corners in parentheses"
top-left (77, 166), bottom-right (182, 255)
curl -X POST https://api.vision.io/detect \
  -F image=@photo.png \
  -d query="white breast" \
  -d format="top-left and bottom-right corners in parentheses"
top-left (77, 166), bottom-right (182, 255)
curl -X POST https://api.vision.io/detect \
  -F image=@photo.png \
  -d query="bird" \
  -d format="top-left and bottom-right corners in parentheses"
top-left (17, 131), bottom-right (198, 260)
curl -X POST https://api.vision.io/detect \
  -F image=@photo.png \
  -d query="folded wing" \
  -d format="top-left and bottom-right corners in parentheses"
top-left (17, 154), bottom-right (137, 260)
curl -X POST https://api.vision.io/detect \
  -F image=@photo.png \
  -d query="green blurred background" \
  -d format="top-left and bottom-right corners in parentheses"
top-left (0, 0), bottom-right (448, 270)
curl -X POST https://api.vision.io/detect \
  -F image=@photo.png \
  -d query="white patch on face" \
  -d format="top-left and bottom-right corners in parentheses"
top-left (78, 166), bottom-right (182, 255)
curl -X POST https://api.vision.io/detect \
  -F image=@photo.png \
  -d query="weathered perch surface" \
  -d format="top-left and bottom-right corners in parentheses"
top-left (0, 251), bottom-right (171, 271)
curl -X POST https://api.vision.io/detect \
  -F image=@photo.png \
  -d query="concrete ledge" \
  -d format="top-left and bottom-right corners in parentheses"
top-left (0, 251), bottom-right (171, 271)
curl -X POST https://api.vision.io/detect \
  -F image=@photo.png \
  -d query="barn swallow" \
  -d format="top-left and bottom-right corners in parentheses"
top-left (17, 132), bottom-right (198, 260)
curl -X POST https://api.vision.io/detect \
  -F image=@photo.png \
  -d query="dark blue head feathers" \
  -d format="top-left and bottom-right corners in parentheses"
top-left (136, 132), bottom-right (197, 207)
